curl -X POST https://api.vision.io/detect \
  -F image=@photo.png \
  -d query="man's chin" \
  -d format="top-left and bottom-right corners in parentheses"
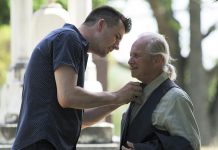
top-left (131, 72), bottom-right (136, 78)
top-left (97, 52), bottom-right (107, 57)
top-left (101, 53), bottom-right (107, 57)
top-left (131, 73), bottom-right (140, 80)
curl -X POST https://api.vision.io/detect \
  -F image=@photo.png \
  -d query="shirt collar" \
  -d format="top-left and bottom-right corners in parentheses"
top-left (63, 23), bottom-right (89, 52)
top-left (142, 72), bottom-right (169, 102)
top-left (129, 72), bottom-right (169, 123)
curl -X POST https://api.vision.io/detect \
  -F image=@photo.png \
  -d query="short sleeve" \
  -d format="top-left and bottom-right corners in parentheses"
top-left (52, 31), bottom-right (82, 73)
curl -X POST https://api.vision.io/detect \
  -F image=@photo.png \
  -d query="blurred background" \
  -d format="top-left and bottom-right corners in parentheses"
top-left (0, 0), bottom-right (218, 149)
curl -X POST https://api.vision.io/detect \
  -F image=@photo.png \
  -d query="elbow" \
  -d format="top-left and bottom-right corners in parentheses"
top-left (82, 120), bottom-right (93, 129)
top-left (57, 87), bottom-right (82, 109)
top-left (57, 93), bottom-right (80, 108)
top-left (57, 95), bottom-right (69, 108)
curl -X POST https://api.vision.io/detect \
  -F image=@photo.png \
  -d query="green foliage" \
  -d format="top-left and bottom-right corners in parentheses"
top-left (33, 0), bottom-right (47, 12)
top-left (208, 75), bottom-right (218, 101)
top-left (33, 0), bottom-right (107, 12)
top-left (93, 0), bottom-right (108, 8)
top-left (33, 0), bottom-right (67, 11)
top-left (0, 0), bottom-right (10, 25)
top-left (56, 0), bottom-right (67, 10)
top-left (0, 0), bottom-right (111, 26)
top-left (169, 19), bottom-right (181, 31)
top-left (163, 0), bottom-right (172, 11)
top-left (0, 25), bottom-right (11, 87)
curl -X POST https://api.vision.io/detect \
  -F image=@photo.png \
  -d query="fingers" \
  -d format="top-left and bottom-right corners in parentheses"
top-left (121, 141), bottom-right (135, 150)
top-left (129, 82), bottom-right (143, 100)
top-left (129, 81), bottom-right (141, 86)
top-left (132, 94), bottom-right (143, 105)
top-left (127, 141), bottom-right (134, 148)
top-left (115, 81), bottom-right (143, 105)
top-left (121, 145), bottom-right (130, 150)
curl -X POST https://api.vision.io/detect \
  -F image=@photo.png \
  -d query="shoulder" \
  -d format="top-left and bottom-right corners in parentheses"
top-left (56, 28), bottom-right (80, 41)
top-left (154, 87), bottom-right (194, 114)
top-left (51, 28), bottom-right (83, 52)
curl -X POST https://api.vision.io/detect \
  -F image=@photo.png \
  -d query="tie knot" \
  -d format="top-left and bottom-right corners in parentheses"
top-left (140, 82), bottom-right (146, 89)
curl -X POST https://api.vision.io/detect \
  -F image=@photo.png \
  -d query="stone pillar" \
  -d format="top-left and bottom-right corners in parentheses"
top-left (92, 55), bottom-right (110, 122)
top-left (10, 0), bottom-right (32, 65)
top-left (68, 0), bottom-right (92, 26)
top-left (68, 0), bottom-right (104, 93)
top-left (31, 2), bottom-right (70, 49)
top-left (69, 0), bottom-right (110, 123)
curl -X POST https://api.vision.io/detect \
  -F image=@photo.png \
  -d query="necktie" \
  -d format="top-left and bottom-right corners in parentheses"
top-left (129, 83), bottom-right (146, 123)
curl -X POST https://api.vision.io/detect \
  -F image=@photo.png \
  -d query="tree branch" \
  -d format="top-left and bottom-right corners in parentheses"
top-left (202, 24), bottom-right (216, 39)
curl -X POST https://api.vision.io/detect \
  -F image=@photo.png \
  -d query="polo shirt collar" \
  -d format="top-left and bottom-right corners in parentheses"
top-left (63, 23), bottom-right (89, 52)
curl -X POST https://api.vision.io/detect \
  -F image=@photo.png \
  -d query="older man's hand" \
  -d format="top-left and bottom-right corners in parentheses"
top-left (121, 141), bottom-right (135, 150)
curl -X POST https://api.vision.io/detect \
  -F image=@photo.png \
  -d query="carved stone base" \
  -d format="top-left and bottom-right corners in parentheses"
top-left (0, 122), bottom-right (120, 150)
top-left (79, 122), bottom-right (114, 144)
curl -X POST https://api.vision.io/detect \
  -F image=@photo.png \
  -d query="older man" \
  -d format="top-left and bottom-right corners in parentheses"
top-left (120, 32), bottom-right (201, 150)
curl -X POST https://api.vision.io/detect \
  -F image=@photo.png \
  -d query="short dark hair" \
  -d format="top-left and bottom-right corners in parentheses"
top-left (84, 5), bottom-right (132, 33)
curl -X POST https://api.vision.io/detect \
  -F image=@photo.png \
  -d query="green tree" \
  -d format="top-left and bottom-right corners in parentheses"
top-left (147, 0), bottom-right (218, 145)
top-left (33, 0), bottom-right (108, 11)
top-left (0, 0), bottom-right (10, 25)
top-left (0, 25), bottom-right (11, 87)
top-left (33, 0), bottom-right (67, 11)
top-left (0, 0), bottom-right (108, 25)
top-left (93, 0), bottom-right (108, 8)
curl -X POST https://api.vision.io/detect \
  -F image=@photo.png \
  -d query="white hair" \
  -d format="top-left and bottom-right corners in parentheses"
top-left (140, 32), bottom-right (177, 80)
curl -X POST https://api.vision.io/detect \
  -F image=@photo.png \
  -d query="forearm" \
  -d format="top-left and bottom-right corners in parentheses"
top-left (60, 86), bottom-right (119, 109)
top-left (82, 104), bottom-right (121, 128)
top-left (55, 65), bottom-right (142, 109)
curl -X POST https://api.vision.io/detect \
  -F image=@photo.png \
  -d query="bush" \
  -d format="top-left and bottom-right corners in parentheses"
top-left (0, 25), bottom-right (11, 87)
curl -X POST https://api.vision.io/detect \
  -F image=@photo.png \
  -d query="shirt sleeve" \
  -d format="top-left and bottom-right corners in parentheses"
top-left (52, 31), bottom-right (82, 73)
top-left (152, 88), bottom-right (201, 150)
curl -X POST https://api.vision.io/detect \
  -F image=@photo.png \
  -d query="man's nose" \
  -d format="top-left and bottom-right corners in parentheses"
top-left (128, 57), bottom-right (133, 65)
top-left (113, 40), bottom-right (120, 50)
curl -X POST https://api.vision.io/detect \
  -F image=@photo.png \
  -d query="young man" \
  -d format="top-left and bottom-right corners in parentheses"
top-left (120, 32), bottom-right (201, 150)
top-left (12, 6), bottom-right (143, 150)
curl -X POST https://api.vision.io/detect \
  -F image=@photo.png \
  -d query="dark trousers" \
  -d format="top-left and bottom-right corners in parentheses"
top-left (22, 140), bottom-right (56, 150)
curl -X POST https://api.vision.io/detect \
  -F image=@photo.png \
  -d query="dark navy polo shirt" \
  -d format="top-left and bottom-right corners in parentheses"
top-left (12, 24), bottom-right (89, 150)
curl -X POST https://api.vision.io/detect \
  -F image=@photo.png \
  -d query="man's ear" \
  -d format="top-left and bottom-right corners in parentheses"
top-left (153, 55), bottom-right (164, 66)
top-left (96, 19), bottom-right (105, 32)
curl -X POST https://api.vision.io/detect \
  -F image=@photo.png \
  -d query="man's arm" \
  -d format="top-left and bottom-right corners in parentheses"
top-left (54, 65), bottom-right (142, 109)
top-left (82, 104), bottom-right (121, 128)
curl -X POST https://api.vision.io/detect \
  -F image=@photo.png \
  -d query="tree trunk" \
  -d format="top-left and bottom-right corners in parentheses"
top-left (147, 0), bottom-right (186, 87)
top-left (188, 0), bottom-right (211, 145)
top-left (147, 0), bottom-right (213, 145)
top-left (209, 79), bottom-right (218, 140)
